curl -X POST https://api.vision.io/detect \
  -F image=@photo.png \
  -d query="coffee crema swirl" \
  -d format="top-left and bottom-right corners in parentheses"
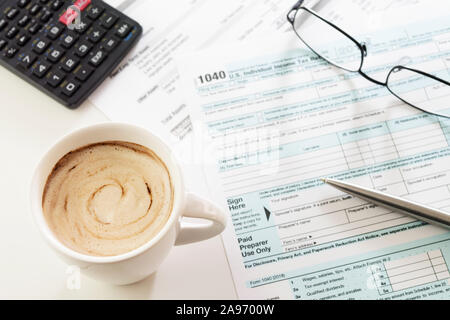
top-left (42, 142), bottom-right (174, 257)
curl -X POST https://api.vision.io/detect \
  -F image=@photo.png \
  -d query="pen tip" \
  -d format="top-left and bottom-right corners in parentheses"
top-left (321, 178), bottom-right (328, 183)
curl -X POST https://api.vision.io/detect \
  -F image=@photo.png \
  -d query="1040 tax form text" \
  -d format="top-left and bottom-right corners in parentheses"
top-left (178, 3), bottom-right (450, 300)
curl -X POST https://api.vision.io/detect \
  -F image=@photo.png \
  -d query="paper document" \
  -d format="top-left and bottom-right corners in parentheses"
top-left (316, 0), bottom-right (428, 26)
top-left (90, 0), bottom-right (429, 198)
top-left (92, 0), bottom-right (427, 143)
top-left (90, 0), bottom-right (319, 196)
top-left (178, 2), bottom-right (450, 299)
top-left (90, 0), bottom-right (316, 141)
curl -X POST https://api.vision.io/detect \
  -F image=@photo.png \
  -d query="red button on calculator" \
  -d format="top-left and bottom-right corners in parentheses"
top-left (59, 0), bottom-right (92, 25)
top-left (74, 0), bottom-right (91, 11)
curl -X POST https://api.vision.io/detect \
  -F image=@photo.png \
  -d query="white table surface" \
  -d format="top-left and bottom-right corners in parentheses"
top-left (0, 67), bottom-right (237, 300)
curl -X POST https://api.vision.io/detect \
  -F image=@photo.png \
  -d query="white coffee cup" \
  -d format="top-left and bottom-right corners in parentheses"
top-left (30, 122), bottom-right (227, 285)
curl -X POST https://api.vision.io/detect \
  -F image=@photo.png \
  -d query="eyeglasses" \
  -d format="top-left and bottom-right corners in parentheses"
top-left (287, 0), bottom-right (450, 119)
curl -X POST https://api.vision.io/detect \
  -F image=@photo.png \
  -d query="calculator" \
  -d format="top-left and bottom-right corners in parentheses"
top-left (0, 0), bottom-right (142, 109)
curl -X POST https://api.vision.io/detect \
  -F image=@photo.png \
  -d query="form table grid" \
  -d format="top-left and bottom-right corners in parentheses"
top-left (373, 249), bottom-right (450, 295)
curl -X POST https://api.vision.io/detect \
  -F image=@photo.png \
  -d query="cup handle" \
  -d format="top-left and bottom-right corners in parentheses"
top-left (175, 193), bottom-right (227, 246)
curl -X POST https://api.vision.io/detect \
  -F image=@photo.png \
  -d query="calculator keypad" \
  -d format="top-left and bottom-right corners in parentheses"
top-left (0, 0), bottom-right (142, 108)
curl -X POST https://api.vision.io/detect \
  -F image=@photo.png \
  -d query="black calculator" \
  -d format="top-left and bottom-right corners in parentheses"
top-left (0, 0), bottom-right (142, 109)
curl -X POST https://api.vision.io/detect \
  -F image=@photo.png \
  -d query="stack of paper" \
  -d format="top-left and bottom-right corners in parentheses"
top-left (96, 0), bottom-right (450, 299)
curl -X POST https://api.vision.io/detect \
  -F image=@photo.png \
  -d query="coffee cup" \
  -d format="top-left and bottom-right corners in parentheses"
top-left (30, 122), bottom-right (227, 285)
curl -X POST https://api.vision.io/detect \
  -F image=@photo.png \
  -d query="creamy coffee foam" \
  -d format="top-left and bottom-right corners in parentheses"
top-left (42, 142), bottom-right (174, 257)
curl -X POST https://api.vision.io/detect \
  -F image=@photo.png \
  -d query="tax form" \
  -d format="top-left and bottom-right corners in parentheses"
top-left (177, 2), bottom-right (450, 299)
top-left (94, 0), bottom-right (425, 143)
top-left (92, 0), bottom-right (430, 199)
top-left (90, 0), bottom-right (320, 197)
top-left (90, 0), bottom-right (318, 141)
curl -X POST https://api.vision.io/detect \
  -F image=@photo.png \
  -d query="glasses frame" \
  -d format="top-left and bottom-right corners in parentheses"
top-left (287, 0), bottom-right (450, 119)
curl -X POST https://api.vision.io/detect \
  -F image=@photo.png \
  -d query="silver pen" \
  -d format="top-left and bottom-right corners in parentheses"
top-left (322, 178), bottom-right (450, 230)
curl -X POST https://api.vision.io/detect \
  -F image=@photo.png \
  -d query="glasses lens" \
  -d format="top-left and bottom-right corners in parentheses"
top-left (387, 67), bottom-right (450, 118)
top-left (292, 8), bottom-right (363, 72)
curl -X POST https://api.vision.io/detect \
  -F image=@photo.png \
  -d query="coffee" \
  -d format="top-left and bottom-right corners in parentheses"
top-left (42, 141), bottom-right (174, 257)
